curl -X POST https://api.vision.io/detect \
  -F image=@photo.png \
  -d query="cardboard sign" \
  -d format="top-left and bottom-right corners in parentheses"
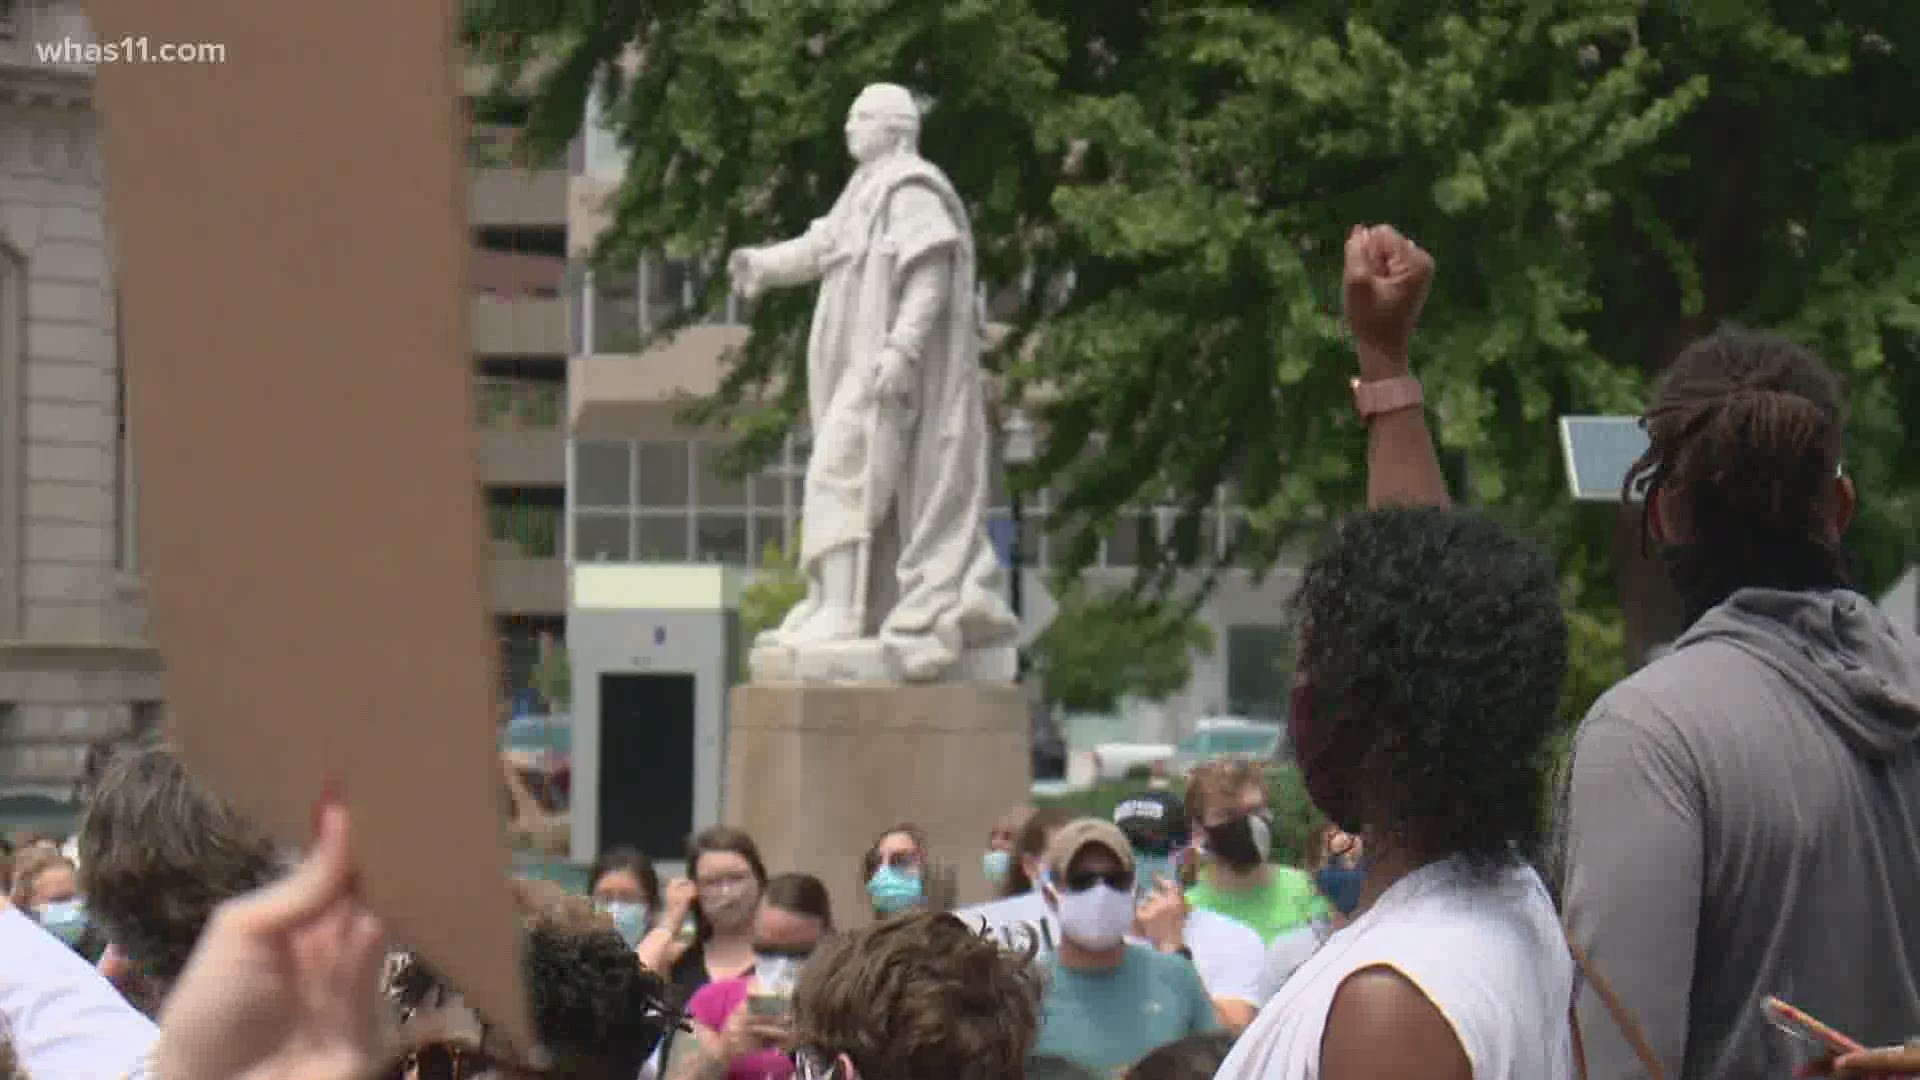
top-left (83, 0), bottom-right (533, 1047)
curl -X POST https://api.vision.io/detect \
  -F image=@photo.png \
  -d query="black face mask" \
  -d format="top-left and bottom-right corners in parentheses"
top-left (1657, 542), bottom-right (1729, 630)
top-left (1205, 813), bottom-right (1272, 870)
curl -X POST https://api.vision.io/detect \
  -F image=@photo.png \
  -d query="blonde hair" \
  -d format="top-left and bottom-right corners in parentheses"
top-left (8, 846), bottom-right (74, 908)
top-left (1181, 759), bottom-right (1265, 826)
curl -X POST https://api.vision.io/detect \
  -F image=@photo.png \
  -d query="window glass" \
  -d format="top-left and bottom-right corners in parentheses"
top-left (637, 442), bottom-right (691, 507)
top-left (693, 514), bottom-right (749, 564)
top-left (695, 443), bottom-right (747, 506)
top-left (572, 512), bottom-right (631, 562)
top-left (583, 85), bottom-right (624, 176)
top-left (636, 515), bottom-right (690, 561)
top-left (573, 442), bottom-right (632, 509)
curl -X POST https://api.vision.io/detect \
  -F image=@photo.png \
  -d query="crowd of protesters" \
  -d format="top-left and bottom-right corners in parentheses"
top-left (2, 223), bottom-right (1917, 1079)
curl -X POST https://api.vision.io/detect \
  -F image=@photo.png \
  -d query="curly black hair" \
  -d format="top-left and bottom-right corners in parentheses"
top-left (1292, 506), bottom-right (1567, 876)
top-left (1625, 327), bottom-right (1852, 625)
top-left (391, 924), bottom-right (675, 1080)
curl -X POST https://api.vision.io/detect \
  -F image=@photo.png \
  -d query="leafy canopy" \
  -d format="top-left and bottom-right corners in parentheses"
top-left (466, 1), bottom-right (1920, 716)
top-left (1029, 584), bottom-right (1216, 713)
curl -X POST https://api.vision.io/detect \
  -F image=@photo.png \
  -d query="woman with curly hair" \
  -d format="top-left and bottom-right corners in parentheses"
top-left (1217, 226), bottom-right (1574, 1080)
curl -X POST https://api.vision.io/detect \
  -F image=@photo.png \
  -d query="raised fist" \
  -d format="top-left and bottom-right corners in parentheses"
top-left (1342, 224), bottom-right (1435, 357)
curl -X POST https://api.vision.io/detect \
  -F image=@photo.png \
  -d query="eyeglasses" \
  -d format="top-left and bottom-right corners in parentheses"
top-left (409, 1044), bottom-right (474, 1080)
top-left (874, 850), bottom-right (922, 870)
top-left (1063, 869), bottom-right (1134, 893)
top-left (697, 872), bottom-right (756, 892)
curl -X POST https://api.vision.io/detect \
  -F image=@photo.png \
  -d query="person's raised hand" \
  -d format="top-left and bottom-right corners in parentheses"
top-left (1798, 1043), bottom-right (1920, 1079)
top-left (1342, 224), bottom-right (1435, 373)
top-left (1135, 876), bottom-right (1189, 954)
top-left (151, 799), bottom-right (387, 1080)
top-left (661, 878), bottom-right (699, 930)
top-left (717, 1002), bottom-right (792, 1062)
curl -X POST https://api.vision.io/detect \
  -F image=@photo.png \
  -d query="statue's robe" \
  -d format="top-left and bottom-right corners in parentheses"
top-left (753, 153), bottom-right (1017, 678)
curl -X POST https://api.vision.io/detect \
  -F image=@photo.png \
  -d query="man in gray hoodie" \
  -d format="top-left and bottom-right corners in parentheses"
top-left (1560, 328), bottom-right (1920, 1079)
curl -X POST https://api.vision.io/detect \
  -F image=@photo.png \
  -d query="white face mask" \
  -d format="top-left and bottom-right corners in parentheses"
top-left (1051, 883), bottom-right (1136, 950)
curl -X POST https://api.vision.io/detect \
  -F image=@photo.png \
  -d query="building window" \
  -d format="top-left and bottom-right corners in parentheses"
top-left (113, 291), bottom-right (140, 573)
top-left (692, 442), bottom-right (746, 505)
top-left (636, 515), bottom-right (689, 561)
top-left (130, 701), bottom-right (165, 739)
top-left (0, 2), bottom-right (17, 41)
top-left (637, 441), bottom-right (691, 507)
top-left (573, 441), bottom-right (633, 509)
top-left (567, 435), bottom-right (806, 566)
top-left (589, 265), bottom-right (641, 354)
top-left (583, 85), bottom-right (624, 177)
top-left (1226, 625), bottom-right (1294, 723)
top-left (694, 514), bottom-right (749, 564)
top-left (475, 358), bottom-right (564, 432)
top-left (572, 511), bottom-right (632, 562)
top-left (0, 242), bottom-right (21, 638)
top-left (487, 487), bottom-right (563, 558)
top-left (497, 615), bottom-right (564, 698)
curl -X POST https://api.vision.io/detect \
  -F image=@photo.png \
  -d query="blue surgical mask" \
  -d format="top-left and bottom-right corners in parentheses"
top-left (596, 899), bottom-right (650, 946)
top-left (1315, 863), bottom-right (1368, 916)
top-left (982, 850), bottom-right (1013, 888)
top-left (866, 866), bottom-right (924, 915)
top-left (35, 898), bottom-right (89, 946)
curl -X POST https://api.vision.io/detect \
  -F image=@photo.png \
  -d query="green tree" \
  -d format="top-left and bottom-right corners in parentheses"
top-left (531, 644), bottom-right (571, 709)
top-left (466, 2), bottom-right (1920, 719)
top-left (739, 531), bottom-right (809, 652)
top-left (1031, 584), bottom-right (1216, 713)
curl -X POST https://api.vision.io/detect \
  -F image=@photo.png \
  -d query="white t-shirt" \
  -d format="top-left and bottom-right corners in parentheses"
top-left (1216, 858), bottom-right (1573, 1080)
top-left (953, 890), bottom-right (1266, 1006)
top-left (0, 904), bottom-right (157, 1078)
top-left (1256, 918), bottom-right (1333, 1002)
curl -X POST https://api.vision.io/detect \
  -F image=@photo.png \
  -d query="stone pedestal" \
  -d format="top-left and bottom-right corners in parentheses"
top-left (725, 682), bottom-right (1030, 928)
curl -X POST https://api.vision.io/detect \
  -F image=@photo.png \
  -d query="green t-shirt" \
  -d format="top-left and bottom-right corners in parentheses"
top-left (1187, 865), bottom-right (1331, 944)
top-left (1033, 945), bottom-right (1219, 1073)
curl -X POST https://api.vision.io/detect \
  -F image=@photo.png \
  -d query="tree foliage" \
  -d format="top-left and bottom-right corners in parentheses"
top-left (739, 532), bottom-right (809, 655)
top-left (466, 1), bottom-right (1920, 720)
top-left (1030, 584), bottom-right (1216, 713)
top-left (532, 645), bottom-right (572, 708)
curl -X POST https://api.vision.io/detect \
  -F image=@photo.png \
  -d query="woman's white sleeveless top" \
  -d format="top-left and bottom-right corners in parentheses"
top-left (1214, 857), bottom-right (1574, 1080)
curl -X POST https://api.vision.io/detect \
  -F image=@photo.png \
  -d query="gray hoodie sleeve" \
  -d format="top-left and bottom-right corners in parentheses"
top-left (1562, 694), bottom-right (1707, 1080)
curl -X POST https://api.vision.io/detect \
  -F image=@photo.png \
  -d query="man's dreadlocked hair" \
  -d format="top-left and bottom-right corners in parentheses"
top-left (1625, 327), bottom-right (1852, 623)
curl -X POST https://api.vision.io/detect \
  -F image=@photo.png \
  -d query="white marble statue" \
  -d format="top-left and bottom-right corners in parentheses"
top-left (729, 83), bottom-right (1019, 684)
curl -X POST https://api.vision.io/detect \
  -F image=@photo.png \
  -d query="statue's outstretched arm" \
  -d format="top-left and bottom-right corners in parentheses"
top-left (753, 218), bottom-right (836, 290)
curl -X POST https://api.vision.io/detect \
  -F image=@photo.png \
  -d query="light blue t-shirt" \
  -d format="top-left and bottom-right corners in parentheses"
top-left (1033, 945), bottom-right (1220, 1072)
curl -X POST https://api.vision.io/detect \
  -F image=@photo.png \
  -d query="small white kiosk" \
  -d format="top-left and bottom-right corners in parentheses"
top-left (567, 564), bottom-right (745, 869)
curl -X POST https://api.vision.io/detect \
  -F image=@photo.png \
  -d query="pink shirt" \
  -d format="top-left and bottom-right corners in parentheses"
top-left (684, 976), bottom-right (793, 1080)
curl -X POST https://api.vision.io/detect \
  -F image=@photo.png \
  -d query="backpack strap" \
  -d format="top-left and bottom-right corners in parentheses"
top-left (1565, 926), bottom-right (1669, 1080)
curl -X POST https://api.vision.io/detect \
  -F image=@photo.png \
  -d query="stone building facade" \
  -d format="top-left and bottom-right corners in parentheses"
top-left (0, 1), bottom-right (164, 808)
